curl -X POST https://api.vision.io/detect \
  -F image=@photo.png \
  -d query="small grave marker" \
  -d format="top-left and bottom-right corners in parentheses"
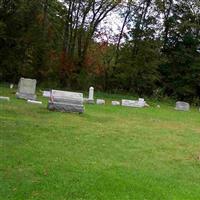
top-left (175, 101), bottom-right (190, 111)
top-left (0, 96), bottom-right (10, 101)
top-left (112, 101), bottom-right (120, 106)
top-left (96, 99), bottom-right (105, 105)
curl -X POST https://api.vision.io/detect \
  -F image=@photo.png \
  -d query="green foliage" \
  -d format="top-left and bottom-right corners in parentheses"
top-left (0, 0), bottom-right (200, 102)
top-left (159, 0), bottom-right (200, 101)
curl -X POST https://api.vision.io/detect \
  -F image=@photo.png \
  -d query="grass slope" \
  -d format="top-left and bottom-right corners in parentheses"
top-left (1, 85), bottom-right (200, 200)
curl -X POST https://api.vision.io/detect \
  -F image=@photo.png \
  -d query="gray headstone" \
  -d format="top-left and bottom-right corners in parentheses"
top-left (16, 78), bottom-right (37, 100)
top-left (48, 89), bottom-right (84, 113)
top-left (121, 99), bottom-right (145, 108)
top-left (175, 101), bottom-right (190, 111)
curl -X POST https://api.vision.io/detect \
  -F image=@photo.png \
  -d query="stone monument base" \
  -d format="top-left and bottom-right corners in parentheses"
top-left (16, 92), bottom-right (37, 100)
top-left (48, 102), bottom-right (84, 113)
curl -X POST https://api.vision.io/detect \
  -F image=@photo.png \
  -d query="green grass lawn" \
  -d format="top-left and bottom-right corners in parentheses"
top-left (1, 84), bottom-right (200, 200)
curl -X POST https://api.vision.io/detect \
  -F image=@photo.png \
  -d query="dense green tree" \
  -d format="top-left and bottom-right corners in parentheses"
top-left (0, 0), bottom-right (200, 102)
top-left (159, 0), bottom-right (200, 101)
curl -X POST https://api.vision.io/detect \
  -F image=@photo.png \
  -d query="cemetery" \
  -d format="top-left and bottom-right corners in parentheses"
top-left (1, 0), bottom-right (200, 199)
top-left (1, 83), bottom-right (200, 200)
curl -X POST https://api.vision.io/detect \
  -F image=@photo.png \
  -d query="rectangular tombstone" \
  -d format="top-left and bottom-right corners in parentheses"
top-left (96, 99), bottom-right (105, 105)
top-left (122, 99), bottom-right (145, 108)
top-left (112, 101), bottom-right (120, 106)
top-left (51, 90), bottom-right (83, 101)
top-left (175, 101), bottom-right (190, 111)
top-left (0, 96), bottom-right (10, 101)
top-left (16, 78), bottom-right (37, 100)
top-left (48, 89), bottom-right (84, 113)
top-left (43, 91), bottom-right (51, 98)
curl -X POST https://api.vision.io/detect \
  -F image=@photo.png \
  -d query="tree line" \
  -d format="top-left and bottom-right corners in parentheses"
top-left (0, 0), bottom-right (200, 102)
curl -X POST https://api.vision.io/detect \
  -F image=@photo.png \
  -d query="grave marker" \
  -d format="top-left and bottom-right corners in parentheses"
top-left (48, 89), bottom-right (84, 113)
top-left (16, 78), bottom-right (37, 100)
top-left (175, 101), bottom-right (190, 111)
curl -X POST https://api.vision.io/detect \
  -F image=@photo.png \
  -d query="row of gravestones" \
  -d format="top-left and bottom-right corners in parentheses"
top-left (0, 77), bottom-right (194, 113)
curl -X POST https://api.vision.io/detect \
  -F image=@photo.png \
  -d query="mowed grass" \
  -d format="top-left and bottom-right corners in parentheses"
top-left (1, 85), bottom-right (200, 200)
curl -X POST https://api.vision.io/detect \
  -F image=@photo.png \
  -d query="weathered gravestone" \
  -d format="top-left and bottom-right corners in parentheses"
top-left (122, 99), bottom-right (145, 108)
top-left (96, 99), bottom-right (105, 105)
top-left (84, 86), bottom-right (95, 104)
top-left (43, 91), bottom-right (51, 98)
top-left (48, 90), bottom-right (84, 113)
top-left (16, 78), bottom-right (37, 100)
top-left (0, 96), bottom-right (10, 101)
top-left (88, 86), bottom-right (94, 104)
top-left (112, 101), bottom-right (120, 106)
top-left (175, 101), bottom-right (190, 111)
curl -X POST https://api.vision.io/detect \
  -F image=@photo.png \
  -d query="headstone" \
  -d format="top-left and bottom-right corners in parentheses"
top-left (27, 100), bottom-right (42, 105)
top-left (88, 86), bottom-right (94, 104)
top-left (0, 96), bottom-right (10, 101)
top-left (10, 84), bottom-right (14, 89)
top-left (157, 105), bottom-right (160, 108)
top-left (96, 99), bottom-right (105, 105)
top-left (16, 78), bottom-right (37, 100)
top-left (112, 101), bottom-right (120, 106)
top-left (48, 89), bottom-right (84, 113)
top-left (138, 98), bottom-right (144, 102)
top-left (122, 99), bottom-right (145, 108)
top-left (43, 91), bottom-right (51, 98)
top-left (175, 101), bottom-right (190, 111)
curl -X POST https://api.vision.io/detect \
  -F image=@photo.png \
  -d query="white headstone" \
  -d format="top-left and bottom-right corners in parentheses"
top-left (122, 99), bottom-right (145, 108)
top-left (27, 100), bottom-right (42, 104)
top-left (0, 96), bottom-right (10, 101)
top-left (89, 87), bottom-right (94, 100)
top-left (175, 101), bottom-right (190, 111)
top-left (138, 98), bottom-right (145, 102)
top-left (96, 99), bottom-right (105, 105)
top-left (86, 86), bottom-right (95, 104)
top-left (10, 84), bottom-right (14, 89)
top-left (112, 101), bottom-right (120, 106)
top-left (43, 91), bottom-right (51, 98)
